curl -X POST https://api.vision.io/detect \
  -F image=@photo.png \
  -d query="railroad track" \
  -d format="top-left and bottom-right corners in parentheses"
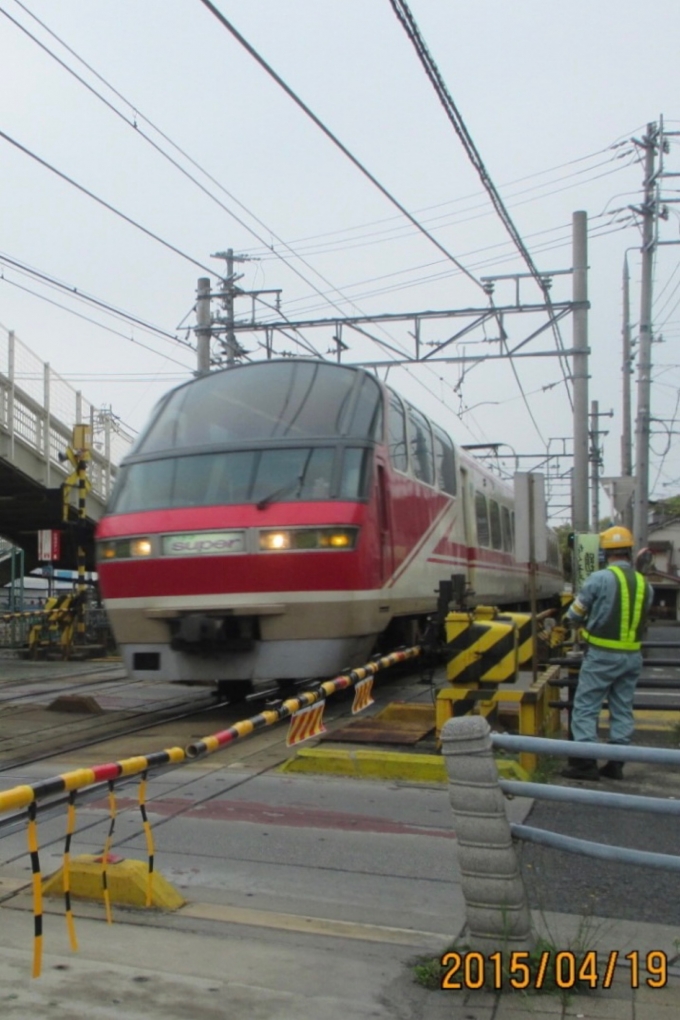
top-left (0, 658), bottom-right (430, 918)
top-left (0, 681), bottom-right (231, 772)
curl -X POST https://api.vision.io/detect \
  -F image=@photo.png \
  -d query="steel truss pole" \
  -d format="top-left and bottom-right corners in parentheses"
top-left (633, 123), bottom-right (658, 550)
top-left (572, 211), bottom-right (589, 533)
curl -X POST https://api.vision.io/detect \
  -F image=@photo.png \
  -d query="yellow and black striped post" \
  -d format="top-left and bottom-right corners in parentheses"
top-left (100, 781), bottom-right (117, 925)
top-left (138, 772), bottom-right (155, 908)
top-left (76, 451), bottom-right (87, 643)
top-left (27, 803), bottom-right (43, 978)
top-left (445, 611), bottom-right (518, 686)
top-left (62, 792), bottom-right (79, 951)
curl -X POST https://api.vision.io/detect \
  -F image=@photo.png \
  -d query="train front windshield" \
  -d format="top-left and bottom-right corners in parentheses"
top-left (134, 361), bottom-right (382, 452)
top-left (108, 362), bottom-right (381, 514)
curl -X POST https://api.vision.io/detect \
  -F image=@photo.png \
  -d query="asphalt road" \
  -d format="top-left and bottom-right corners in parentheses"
top-left (518, 795), bottom-right (680, 925)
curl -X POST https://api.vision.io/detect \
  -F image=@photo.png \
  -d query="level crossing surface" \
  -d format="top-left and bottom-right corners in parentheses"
top-left (1, 654), bottom-right (680, 1017)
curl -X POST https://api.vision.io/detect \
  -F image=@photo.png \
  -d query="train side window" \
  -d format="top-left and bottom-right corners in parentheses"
top-left (352, 376), bottom-right (384, 440)
top-left (489, 499), bottom-right (503, 550)
top-left (501, 506), bottom-right (513, 552)
top-left (407, 406), bottom-right (434, 485)
top-left (387, 395), bottom-right (408, 472)
top-left (475, 491), bottom-right (490, 547)
top-left (433, 426), bottom-right (456, 495)
top-left (340, 448), bottom-right (372, 499)
top-left (547, 535), bottom-right (560, 568)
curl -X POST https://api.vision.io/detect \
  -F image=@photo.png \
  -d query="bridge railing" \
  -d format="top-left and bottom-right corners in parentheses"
top-left (0, 328), bottom-right (133, 501)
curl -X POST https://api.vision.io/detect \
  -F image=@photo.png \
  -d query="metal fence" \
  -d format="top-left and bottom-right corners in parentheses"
top-left (0, 328), bottom-right (134, 501)
top-left (491, 733), bottom-right (680, 872)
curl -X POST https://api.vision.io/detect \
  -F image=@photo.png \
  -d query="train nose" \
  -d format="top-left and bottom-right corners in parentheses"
top-left (170, 613), bottom-right (257, 653)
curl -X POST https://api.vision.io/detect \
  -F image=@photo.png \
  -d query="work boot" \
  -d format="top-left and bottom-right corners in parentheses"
top-left (599, 760), bottom-right (624, 780)
top-left (560, 757), bottom-right (600, 781)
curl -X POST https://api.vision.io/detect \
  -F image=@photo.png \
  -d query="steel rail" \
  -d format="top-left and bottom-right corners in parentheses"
top-left (186, 647), bottom-right (421, 759)
top-left (0, 692), bottom-right (223, 775)
top-left (0, 646), bottom-right (422, 814)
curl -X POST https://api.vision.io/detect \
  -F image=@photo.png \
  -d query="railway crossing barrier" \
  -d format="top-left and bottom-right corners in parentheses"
top-left (442, 717), bottom-right (680, 958)
top-left (0, 594), bottom-right (114, 659)
top-left (435, 606), bottom-right (563, 769)
top-left (0, 646), bottom-right (420, 977)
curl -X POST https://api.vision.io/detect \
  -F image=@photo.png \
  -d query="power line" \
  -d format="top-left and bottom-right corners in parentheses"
top-left (388, 0), bottom-right (573, 425)
top-left (0, 251), bottom-right (191, 348)
top-left (0, 274), bottom-right (194, 370)
top-left (196, 0), bottom-right (483, 291)
top-left (6, 0), bottom-right (413, 366)
top-left (0, 128), bottom-right (216, 276)
top-left (244, 154), bottom-right (632, 259)
top-left (265, 220), bottom-right (631, 322)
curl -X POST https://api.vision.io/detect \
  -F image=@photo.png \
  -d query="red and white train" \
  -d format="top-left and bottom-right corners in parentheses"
top-left (96, 359), bottom-right (562, 689)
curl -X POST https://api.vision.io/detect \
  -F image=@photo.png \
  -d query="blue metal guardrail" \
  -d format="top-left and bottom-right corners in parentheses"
top-left (491, 734), bottom-right (680, 873)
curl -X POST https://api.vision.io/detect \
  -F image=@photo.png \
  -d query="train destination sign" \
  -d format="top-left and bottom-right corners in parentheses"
top-left (161, 531), bottom-right (246, 556)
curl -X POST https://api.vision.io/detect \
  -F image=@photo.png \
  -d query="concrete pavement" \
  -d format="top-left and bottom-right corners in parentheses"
top-left (0, 891), bottom-right (679, 1019)
top-left (0, 655), bottom-right (678, 1019)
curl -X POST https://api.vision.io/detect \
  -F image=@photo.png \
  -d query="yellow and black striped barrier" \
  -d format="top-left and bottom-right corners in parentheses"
top-left (445, 610), bottom-right (518, 685)
top-left (186, 647), bottom-right (421, 759)
top-left (0, 746), bottom-right (185, 978)
top-left (0, 646), bottom-right (422, 976)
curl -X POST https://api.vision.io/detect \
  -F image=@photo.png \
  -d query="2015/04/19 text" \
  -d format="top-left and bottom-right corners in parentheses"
top-left (440, 950), bottom-right (668, 991)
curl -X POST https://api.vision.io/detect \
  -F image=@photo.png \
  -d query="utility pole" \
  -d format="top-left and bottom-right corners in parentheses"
top-left (632, 124), bottom-right (658, 550)
top-left (589, 400), bottom-right (613, 529)
top-left (212, 249), bottom-right (282, 367)
top-left (621, 255), bottom-right (634, 529)
top-left (195, 277), bottom-right (211, 375)
top-left (572, 211), bottom-right (589, 533)
top-left (213, 248), bottom-right (249, 366)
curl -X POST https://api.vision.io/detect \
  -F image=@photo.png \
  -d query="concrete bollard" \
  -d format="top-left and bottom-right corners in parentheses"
top-left (441, 715), bottom-right (533, 954)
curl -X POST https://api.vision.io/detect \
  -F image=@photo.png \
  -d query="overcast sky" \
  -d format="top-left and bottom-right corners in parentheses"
top-left (1, 0), bottom-right (680, 521)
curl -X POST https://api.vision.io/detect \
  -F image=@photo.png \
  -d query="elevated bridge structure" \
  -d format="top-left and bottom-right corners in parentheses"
top-left (0, 328), bottom-right (132, 584)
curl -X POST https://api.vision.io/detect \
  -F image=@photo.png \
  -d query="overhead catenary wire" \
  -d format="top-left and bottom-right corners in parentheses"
top-left (0, 275), bottom-right (194, 371)
top-left (2, 0), bottom-right (327, 360)
top-left (244, 154), bottom-right (634, 260)
top-left (0, 251), bottom-right (192, 349)
top-left (0, 128), bottom-right (216, 277)
top-left (273, 216), bottom-right (629, 319)
top-left (264, 220), bottom-right (632, 324)
top-left (195, 0), bottom-right (483, 292)
top-left (5, 0), bottom-right (422, 368)
top-left (7, 0), bottom-right (632, 467)
top-left (387, 0), bottom-right (573, 428)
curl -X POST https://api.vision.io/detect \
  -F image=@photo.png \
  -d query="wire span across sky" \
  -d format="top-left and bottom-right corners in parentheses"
top-left (0, 1), bottom-right (679, 516)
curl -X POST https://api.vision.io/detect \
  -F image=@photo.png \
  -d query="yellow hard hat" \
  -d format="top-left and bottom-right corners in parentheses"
top-left (600, 525), bottom-right (634, 550)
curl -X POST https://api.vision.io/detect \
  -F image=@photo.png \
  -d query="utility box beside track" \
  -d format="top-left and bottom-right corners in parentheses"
top-left (435, 606), bottom-right (562, 758)
top-left (445, 609), bottom-right (519, 685)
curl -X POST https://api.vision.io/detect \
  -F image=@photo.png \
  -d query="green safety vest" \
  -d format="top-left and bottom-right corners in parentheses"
top-left (582, 565), bottom-right (647, 652)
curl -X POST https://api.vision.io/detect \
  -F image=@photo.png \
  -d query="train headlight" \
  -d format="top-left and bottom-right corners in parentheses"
top-left (259, 528), bottom-right (357, 551)
top-left (97, 537), bottom-right (152, 560)
top-left (260, 531), bottom-right (292, 551)
top-left (130, 538), bottom-right (153, 557)
top-left (320, 530), bottom-right (354, 549)
top-left (100, 541), bottom-right (121, 560)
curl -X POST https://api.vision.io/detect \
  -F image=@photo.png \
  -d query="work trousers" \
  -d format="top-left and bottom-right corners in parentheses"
top-left (570, 646), bottom-right (642, 745)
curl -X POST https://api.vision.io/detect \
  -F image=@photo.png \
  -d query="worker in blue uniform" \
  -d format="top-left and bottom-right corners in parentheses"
top-left (561, 525), bottom-right (653, 781)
